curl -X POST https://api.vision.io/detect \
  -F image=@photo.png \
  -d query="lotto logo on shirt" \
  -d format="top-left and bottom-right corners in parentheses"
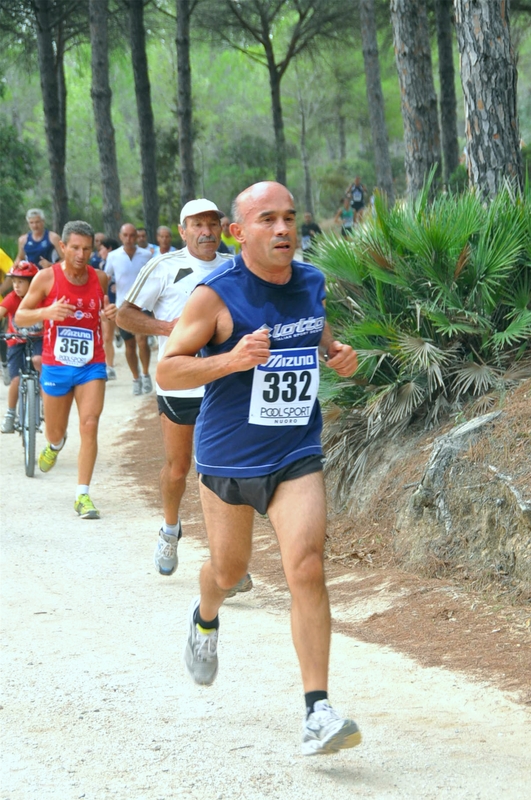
top-left (270, 316), bottom-right (324, 340)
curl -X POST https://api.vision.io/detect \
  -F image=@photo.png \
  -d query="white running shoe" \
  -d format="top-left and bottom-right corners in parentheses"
top-left (153, 522), bottom-right (182, 576)
top-left (184, 597), bottom-right (219, 686)
top-left (133, 377), bottom-right (142, 396)
top-left (142, 374), bottom-right (153, 393)
top-left (106, 366), bottom-right (117, 380)
top-left (302, 700), bottom-right (361, 755)
top-left (1, 411), bottom-right (15, 433)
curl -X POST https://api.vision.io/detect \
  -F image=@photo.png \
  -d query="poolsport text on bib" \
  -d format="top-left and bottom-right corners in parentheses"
top-left (54, 326), bottom-right (94, 366)
top-left (249, 347), bottom-right (319, 426)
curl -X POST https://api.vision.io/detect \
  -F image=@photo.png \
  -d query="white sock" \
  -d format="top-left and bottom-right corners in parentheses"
top-left (50, 437), bottom-right (65, 451)
top-left (162, 520), bottom-right (180, 536)
top-left (77, 484), bottom-right (90, 499)
top-left (6, 408), bottom-right (15, 415)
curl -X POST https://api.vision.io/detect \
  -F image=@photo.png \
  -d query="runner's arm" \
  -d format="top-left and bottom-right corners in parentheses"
top-left (38, 231), bottom-right (64, 269)
top-left (156, 285), bottom-right (270, 391)
top-left (318, 319), bottom-right (358, 377)
top-left (116, 301), bottom-right (175, 336)
top-left (12, 234), bottom-right (27, 267)
top-left (15, 270), bottom-right (75, 326)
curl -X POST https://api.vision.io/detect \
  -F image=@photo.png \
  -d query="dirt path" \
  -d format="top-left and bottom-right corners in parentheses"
top-left (1, 349), bottom-right (530, 799)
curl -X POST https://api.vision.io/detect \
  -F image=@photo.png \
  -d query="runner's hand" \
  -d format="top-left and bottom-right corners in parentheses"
top-left (102, 296), bottom-right (117, 320)
top-left (324, 341), bottom-right (358, 377)
top-left (230, 329), bottom-right (270, 371)
top-left (47, 296), bottom-right (76, 321)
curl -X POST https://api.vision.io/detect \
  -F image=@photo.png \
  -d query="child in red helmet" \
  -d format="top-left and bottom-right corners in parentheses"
top-left (0, 261), bottom-right (43, 433)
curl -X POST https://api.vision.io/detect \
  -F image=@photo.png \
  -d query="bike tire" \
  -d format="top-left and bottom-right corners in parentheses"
top-left (23, 377), bottom-right (37, 477)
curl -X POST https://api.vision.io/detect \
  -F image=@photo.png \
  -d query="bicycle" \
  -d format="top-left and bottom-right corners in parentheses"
top-left (0, 332), bottom-right (43, 477)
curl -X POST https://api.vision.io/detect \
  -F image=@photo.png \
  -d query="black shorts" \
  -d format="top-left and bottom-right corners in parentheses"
top-left (351, 201), bottom-right (364, 212)
top-left (157, 394), bottom-right (202, 425)
top-left (200, 454), bottom-right (324, 516)
top-left (118, 309), bottom-right (154, 341)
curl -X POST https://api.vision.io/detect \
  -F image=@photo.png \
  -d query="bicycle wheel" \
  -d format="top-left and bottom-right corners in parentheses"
top-left (22, 377), bottom-right (37, 477)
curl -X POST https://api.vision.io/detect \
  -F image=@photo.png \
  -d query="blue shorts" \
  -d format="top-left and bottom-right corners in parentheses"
top-left (40, 362), bottom-right (107, 396)
top-left (7, 338), bottom-right (43, 379)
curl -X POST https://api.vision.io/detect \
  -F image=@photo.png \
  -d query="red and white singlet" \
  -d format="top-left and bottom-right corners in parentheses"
top-left (42, 263), bottom-right (106, 367)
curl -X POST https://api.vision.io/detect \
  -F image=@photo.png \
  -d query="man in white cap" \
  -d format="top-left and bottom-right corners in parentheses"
top-left (116, 200), bottom-right (252, 595)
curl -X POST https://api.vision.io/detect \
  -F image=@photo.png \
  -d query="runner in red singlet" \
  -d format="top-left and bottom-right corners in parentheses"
top-left (15, 220), bottom-right (117, 519)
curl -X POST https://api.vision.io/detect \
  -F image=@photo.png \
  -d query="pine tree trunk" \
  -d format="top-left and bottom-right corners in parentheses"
top-left (176, 0), bottom-right (195, 204)
top-left (454, 0), bottom-right (523, 197)
top-left (267, 58), bottom-right (287, 187)
top-left (89, 0), bottom-right (123, 238)
top-left (390, 0), bottom-right (441, 198)
top-left (359, 0), bottom-right (395, 205)
top-left (338, 112), bottom-right (347, 163)
top-left (435, 0), bottom-right (459, 184)
top-left (130, 0), bottom-right (159, 241)
top-left (33, 0), bottom-right (69, 231)
top-left (297, 87), bottom-right (313, 214)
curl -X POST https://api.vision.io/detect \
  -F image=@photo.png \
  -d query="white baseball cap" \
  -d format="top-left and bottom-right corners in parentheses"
top-left (179, 198), bottom-right (223, 225)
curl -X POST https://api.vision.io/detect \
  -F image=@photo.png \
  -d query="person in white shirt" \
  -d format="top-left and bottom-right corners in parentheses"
top-left (152, 226), bottom-right (176, 256)
top-left (104, 223), bottom-right (153, 394)
top-left (116, 199), bottom-right (252, 597)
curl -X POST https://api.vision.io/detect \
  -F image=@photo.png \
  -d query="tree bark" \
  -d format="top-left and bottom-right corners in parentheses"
top-left (454, 0), bottom-right (523, 197)
top-left (176, 0), bottom-right (195, 204)
top-left (89, 0), bottom-right (122, 238)
top-left (297, 85), bottom-right (313, 214)
top-left (129, 0), bottom-right (159, 241)
top-left (33, 0), bottom-right (69, 231)
top-left (266, 53), bottom-right (287, 187)
top-left (359, 0), bottom-right (395, 205)
top-left (434, 0), bottom-right (459, 184)
top-left (390, 0), bottom-right (441, 198)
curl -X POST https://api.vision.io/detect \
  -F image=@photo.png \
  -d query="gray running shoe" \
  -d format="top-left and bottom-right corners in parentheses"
top-left (225, 573), bottom-right (253, 598)
top-left (142, 374), bottom-right (153, 393)
top-left (153, 522), bottom-right (182, 576)
top-left (106, 365), bottom-right (117, 380)
top-left (302, 700), bottom-right (361, 756)
top-left (184, 597), bottom-right (219, 686)
top-left (133, 377), bottom-right (142, 396)
top-left (1, 412), bottom-right (15, 433)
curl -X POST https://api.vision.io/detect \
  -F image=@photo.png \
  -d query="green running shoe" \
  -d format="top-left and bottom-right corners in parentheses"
top-left (38, 444), bottom-right (59, 472)
top-left (74, 494), bottom-right (100, 520)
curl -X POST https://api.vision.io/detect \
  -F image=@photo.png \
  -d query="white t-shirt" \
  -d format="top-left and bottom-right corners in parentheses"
top-left (104, 245), bottom-right (153, 307)
top-left (125, 247), bottom-right (231, 398)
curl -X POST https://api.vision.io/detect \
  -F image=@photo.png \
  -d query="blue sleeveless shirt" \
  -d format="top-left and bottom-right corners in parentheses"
top-left (25, 228), bottom-right (55, 266)
top-left (194, 255), bottom-right (326, 477)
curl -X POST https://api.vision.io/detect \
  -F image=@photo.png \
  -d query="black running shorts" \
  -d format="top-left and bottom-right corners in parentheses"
top-left (200, 454), bottom-right (324, 515)
top-left (157, 394), bottom-right (202, 425)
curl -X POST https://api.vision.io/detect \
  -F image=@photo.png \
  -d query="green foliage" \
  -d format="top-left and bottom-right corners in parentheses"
top-left (0, 120), bottom-right (40, 235)
top-left (314, 186), bottom-right (531, 499)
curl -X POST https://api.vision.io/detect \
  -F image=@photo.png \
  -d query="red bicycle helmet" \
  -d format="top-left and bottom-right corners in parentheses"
top-left (7, 261), bottom-right (39, 279)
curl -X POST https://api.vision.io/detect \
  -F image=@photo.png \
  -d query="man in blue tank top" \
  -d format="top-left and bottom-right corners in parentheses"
top-left (157, 181), bottom-right (361, 756)
top-left (15, 208), bottom-right (62, 270)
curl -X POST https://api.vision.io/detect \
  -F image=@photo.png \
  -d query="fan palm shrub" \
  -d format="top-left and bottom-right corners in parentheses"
top-left (314, 181), bottom-right (531, 502)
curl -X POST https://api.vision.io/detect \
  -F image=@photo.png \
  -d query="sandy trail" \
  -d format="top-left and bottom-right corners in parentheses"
top-left (1, 349), bottom-right (530, 799)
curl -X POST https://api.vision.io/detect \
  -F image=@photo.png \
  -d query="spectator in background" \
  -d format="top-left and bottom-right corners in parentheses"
top-left (99, 236), bottom-right (120, 380)
top-left (153, 226), bottom-right (176, 256)
top-left (346, 176), bottom-right (367, 224)
top-left (104, 224), bottom-right (153, 394)
top-left (300, 211), bottom-right (322, 258)
top-left (220, 216), bottom-right (241, 255)
top-left (137, 227), bottom-right (155, 253)
top-left (14, 208), bottom-right (62, 269)
top-left (89, 232), bottom-right (105, 270)
top-left (334, 197), bottom-right (354, 238)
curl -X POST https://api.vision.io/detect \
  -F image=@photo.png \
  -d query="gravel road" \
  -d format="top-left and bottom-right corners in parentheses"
top-left (1, 350), bottom-right (530, 799)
